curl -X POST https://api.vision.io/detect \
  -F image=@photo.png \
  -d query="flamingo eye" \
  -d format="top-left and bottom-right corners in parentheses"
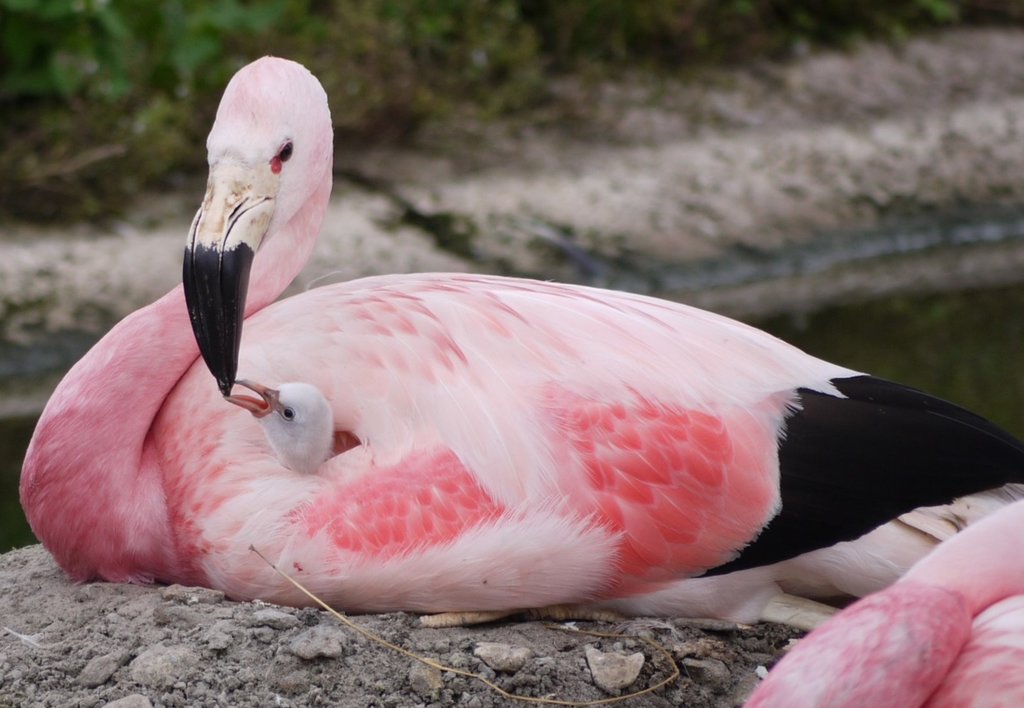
top-left (271, 142), bottom-right (293, 174)
top-left (281, 407), bottom-right (295, 421)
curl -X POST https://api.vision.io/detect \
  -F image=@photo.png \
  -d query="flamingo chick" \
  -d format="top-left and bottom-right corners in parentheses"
top-left (226, 380), bottom-right (335, 475)
top-left (747, 497), bottom-right (1024, 706)
top-left (19, 56), bottom-right (1024, 622)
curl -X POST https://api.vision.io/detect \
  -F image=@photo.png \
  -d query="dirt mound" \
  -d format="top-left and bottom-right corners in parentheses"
top-left (0, 545), bottom-right (799, 707)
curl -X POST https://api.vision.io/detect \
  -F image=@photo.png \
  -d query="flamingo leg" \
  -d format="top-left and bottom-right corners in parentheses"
top-left (759, 593), bottom-right (839, 631)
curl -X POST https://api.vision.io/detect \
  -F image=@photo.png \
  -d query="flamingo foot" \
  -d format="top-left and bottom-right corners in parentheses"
top-left (419, 609), bottom-right (518, 627)
top-left (419, 605), bottom-right (627, 628)
top-left (522, 604), bottom-right (627, 623)
top-left (758, 593), bottom-right (838, 631)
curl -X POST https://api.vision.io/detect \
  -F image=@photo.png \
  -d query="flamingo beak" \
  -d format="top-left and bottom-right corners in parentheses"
top-left (184, 162), bottom-right (278, 396)
top-left (224, 379), bottom-right (279, 418)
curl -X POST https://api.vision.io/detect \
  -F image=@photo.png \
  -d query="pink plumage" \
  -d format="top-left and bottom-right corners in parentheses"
top-left (143, 270), bottom-right (807, 610)
top-left (20, 57), bottom-right (1024, 625)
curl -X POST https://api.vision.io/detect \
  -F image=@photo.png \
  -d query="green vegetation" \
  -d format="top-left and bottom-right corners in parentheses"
top-left (1, 0), bottom-right (1021, 221)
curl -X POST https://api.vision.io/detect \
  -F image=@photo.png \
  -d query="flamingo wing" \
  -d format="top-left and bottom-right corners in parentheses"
top-left (713, 376), bottom-right (1024, 575)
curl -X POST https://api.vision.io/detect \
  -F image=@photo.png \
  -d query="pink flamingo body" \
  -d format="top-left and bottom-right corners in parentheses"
top-left (78, 270), bottom-right (836, 610)
top-left (748, 499), bottom-right (1024, 706)
top-left (20, 57), bottom-right (1024, 621)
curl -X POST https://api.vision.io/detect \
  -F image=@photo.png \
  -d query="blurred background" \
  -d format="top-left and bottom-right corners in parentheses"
top-left (4, 1), bottom-right (1024, 552)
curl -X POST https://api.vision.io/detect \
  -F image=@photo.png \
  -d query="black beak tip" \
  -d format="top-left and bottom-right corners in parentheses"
top-left (183, 242), bottom-right (254, 397)
top-left (217, 377), bottom-right (234, 397)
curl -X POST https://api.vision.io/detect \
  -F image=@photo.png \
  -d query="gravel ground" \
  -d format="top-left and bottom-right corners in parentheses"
top-left (0, 546), bottom-right (800, 707)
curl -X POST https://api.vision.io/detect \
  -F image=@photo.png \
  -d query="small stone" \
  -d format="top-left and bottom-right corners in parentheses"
top-left (408, 661), bottom-right (443, 700)
top-left (154, 604), bottom-right (203, 627)
top-left (251, 608), bottom-right (301, 630)
top-left (297, 607), bottom-right (322, 625)
top-left (78, 650), bottom-right (131, 687)
top-left (266, 655), bottom-right (310, 694)
top-left (102, 695), bottom-right (153, 708)
top-left (584, 645), bottom-right (645, 693)
top-left (129, 645), bottom-right (199, 689)
top-left (446, 651), bottom-right (472, 669)
top-left (473, 642), bottom-right (534, 673)
top-left (160, 585), bottom-right (225, 604)
top-left (672, 637), bottom-right (729, 661)
top-left (250, 627), bottom-right (275, 643)
top-left (274, 670), bottom-right (311, 694)
top-left (204, 620), bottom-right (237, 651)
top-left (288, 624), bottom-right (348, 660)
top-left (681, 657), bottom-right (730, 687)
top-left (410, 635), bottom-right (452, 653)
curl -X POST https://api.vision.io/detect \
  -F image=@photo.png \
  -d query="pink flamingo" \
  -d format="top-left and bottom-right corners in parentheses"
top-left (19, 57), bottom-right (1024, 623)
top-left (747, 497), bottom-right (1024, 706)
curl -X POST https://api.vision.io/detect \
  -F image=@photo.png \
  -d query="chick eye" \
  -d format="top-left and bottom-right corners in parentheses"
top-left (278, 141), bottom-right (293, 162)
top-left (281, 407), bottom-right (295, 421)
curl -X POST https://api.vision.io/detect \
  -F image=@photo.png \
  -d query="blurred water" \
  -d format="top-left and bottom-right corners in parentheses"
top-left (1, 416), bottom-right (37, 551)
top-left (3, 279), bottom-right (1023, 553)
top-left (763, 283), bottom-right (1024, 437)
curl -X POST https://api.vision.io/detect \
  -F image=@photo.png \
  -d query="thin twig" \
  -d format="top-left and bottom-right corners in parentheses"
top-left (249, 545), bottom-right (680, 706)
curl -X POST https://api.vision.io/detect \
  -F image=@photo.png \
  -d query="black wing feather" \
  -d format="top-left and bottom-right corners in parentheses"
top-left (706, 375), bottom-right (1024, 576)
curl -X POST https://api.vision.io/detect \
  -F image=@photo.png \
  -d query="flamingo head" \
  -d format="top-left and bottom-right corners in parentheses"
top-left (184, 57), bottom-right (333, 395)
top-left (226, 379), bottom-right (335, 474)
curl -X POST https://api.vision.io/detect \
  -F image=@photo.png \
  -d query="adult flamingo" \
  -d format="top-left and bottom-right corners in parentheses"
top-left (19, 57), bottom-right (1024, 623)
top-left (747, 498), bottom-right (1024, 706)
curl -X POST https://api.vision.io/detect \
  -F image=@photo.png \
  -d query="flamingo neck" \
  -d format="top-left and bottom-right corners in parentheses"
top-left (20, 286), bottom-right (197, 583)
top-left (20, 167), bottom-right (333, 586)
top-left (245, 166), bottom-right (332, 316)
top-left (903, 499), bottom-right (1024, 615)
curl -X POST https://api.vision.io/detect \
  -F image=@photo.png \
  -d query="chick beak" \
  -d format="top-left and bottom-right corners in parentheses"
top-left (224, 379), bottom-right (279, 418)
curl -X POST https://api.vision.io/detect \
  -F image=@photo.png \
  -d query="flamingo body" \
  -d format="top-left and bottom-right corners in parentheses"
top-left (150, 272), bottom-right (832, 609)
top-left (20, 57), bottom-right (1024, 622)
